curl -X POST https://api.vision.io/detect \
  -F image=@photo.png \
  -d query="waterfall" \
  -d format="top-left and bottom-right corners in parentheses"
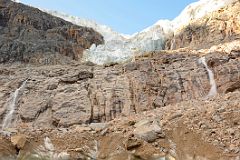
top-left (170, 38), bottom-right (176, 50)
top-left (2, 80), bottom-right (27, 130)
top-left (198, 57), bottom-right (217, 98)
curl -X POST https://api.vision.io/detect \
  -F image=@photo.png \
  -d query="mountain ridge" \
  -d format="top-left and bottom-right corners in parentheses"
top-left (0, 0), bottom-right (104, 64)
top-left (0, 0), bottom-right (240, 159)
top-left (38, 0), bottom-right (238, 65)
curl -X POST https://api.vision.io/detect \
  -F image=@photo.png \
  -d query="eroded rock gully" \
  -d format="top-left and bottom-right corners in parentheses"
top-left (0, 49), bottom-right (239, 159)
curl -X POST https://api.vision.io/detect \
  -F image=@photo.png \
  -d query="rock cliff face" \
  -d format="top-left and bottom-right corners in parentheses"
top-left (0, 50), bottom-right (239, 128)
top-left (166, 1), bottom-right (240, 50)
top-left (0, 0), bottom-right (240, 160)
top-left (0, 0), bottom-right (104, 64)
top-left (0, 47), bottom-right (239, 159)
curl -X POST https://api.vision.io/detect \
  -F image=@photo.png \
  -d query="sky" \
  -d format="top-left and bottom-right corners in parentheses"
top-left (20, 0), bottom-right (198, 34)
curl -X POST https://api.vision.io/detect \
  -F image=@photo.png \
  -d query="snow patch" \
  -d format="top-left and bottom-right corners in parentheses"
top-left (41, 0), bottom-right (237, 65)
top-left (172, 0), bottom-right (237, 31)
top-left (11, 0), bottom-right (21, 2)
top-left (44, 10), bottom-right (126, 42)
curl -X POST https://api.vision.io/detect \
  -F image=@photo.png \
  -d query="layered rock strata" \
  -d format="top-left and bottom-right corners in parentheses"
top-left (0, 50), bottom-right (239, 128)
top-left (166, 1), bottom-right (240, 50)
top-left (0, 0), bottom-right (103, 65)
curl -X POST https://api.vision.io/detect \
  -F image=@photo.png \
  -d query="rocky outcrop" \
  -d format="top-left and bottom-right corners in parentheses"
top-left (1, 91), bottom-right (240, 160)
top-left (0, 137), bottom-right (17, 160)
top-left (10, 134), bottom-right (27, 150)
top-left (0, 0), bottom-right (240, 159)
top-left (0, 49), bottom-right (239, 128)
top-left (165, 1), bottom-right (240, 50)
top-left (0, 0), bottom-right (104, 64)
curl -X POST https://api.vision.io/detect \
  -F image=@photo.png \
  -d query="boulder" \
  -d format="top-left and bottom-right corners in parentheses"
top-left (134, 120), bottom-right (165, 143)
top-left (57, 152), bottom-right (70, 160)
top-left (61, 71), bottom-right (93, 83)
top-left (124, 136), bottom-right (142, 150)
top-left (89, 123), bottom-right (108, 132)
top-left (74, 126), bottom-right (92, 133)
top-left (11, 134), bottom-right (27, 149)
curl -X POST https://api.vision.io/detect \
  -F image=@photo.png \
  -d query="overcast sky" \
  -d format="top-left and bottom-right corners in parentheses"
top-left (20, 0), bottom-right (197, 34)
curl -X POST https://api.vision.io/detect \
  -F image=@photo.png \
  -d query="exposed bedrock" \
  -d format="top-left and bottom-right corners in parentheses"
top-left (0, 0), bottom-right (104, 65)
top-left (0, 51), bottom-right (239, 128)
top-left (165, 1), bottom-right (240, 50)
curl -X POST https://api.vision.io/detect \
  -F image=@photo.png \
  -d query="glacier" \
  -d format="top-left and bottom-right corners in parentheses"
top-left (42, 0), bottom-right (237, 65)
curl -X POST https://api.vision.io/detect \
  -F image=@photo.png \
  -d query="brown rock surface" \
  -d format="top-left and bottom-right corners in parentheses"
top-left (0, 0), bottom-right (104, 65)
top-left (0, 50), bottom-right (239, 159)
top-left (0, 48), bottom-right (237, 159)
top-left (0, 50), bottom-right (239, 128)
top-left (0, 137), bottom-right (17, 160)
top-left (0, 1), bottom-right (239, 160)
top-left (0, 91), bottom-right (238, 159)
top-left (10, 134), bottom-right (27, 149)
top-left (166, 1), bottom-right (240, 50)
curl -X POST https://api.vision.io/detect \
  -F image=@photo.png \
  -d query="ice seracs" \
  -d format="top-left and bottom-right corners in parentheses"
top-left (82, 20), bottom-right (174, 65)
top-left (42, 0), bottom-right (238, 65)
top-left (82, 0), bottom-right (237, 65)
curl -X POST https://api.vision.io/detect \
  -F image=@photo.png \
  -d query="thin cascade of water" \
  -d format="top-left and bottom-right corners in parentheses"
top-left (198, 57), bottom-right (217, 98)
top-left (1, 80), bottom-right (27, 130)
